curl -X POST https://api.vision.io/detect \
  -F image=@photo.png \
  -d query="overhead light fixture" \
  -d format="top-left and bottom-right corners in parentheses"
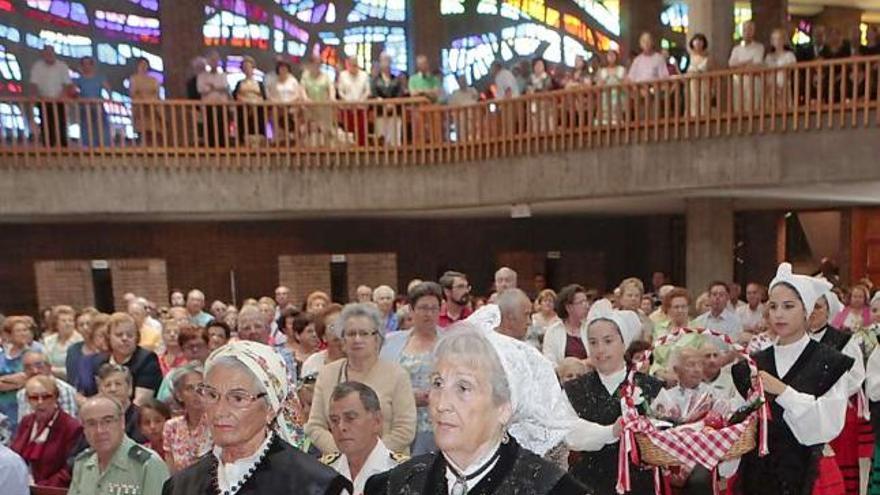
top-left (510, 203), bottom-right (532, 219)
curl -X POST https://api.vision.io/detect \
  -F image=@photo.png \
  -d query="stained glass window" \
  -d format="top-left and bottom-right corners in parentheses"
top-left (440, 0), bottom-right (619, 92)
top-left (202, 0), bottom-right (408, 83)
top-left (2, 0), bottom-right (164, 140)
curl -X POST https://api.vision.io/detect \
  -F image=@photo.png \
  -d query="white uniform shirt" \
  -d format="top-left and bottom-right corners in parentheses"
top-left (29, 59), bottom-right (72, 98)
top-left (0, 445), bottom-right (28, 495)
top-left (327, 439), bottom-right (400, 495)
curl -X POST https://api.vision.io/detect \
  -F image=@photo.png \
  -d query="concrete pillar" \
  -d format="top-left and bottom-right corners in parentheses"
top-left (687, 0), bottom-right (735, 69)
top-left (752, 0), bottom-right (789, 46)
top-left (160, 1), bottom-right (204, 98)
top-left (408, 1), bottom-right (445, 73)
top-left (686, 199), bottom-right (734, 294)
top-left (619, 0), bottom-right (664, 62)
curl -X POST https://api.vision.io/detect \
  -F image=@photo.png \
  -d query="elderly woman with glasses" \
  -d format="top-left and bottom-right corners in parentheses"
top-left (11, 375), bottom-right (82, 487)
top-left (162, 340), bottom-right (349, 494)
top-left (364, 326), bottom-right (590, 495)
top-left (306, 303), bottom-right (417, 455)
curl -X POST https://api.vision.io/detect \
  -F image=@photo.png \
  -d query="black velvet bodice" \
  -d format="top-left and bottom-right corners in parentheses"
top-left (563, 371), bottom-right (663, 495)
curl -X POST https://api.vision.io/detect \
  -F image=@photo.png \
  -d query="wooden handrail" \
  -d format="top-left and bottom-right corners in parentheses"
top-left (0, 55), bottom-right (877, 168)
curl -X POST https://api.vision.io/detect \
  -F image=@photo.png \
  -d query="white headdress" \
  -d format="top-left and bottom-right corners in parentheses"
top-left (463, 305), bottom-right (582, 455)
top-left (769, 262), bottom-right (832, 314)
top-left (824, 289), bottom-right (844, 321)
top-left (586, 298), bottom-right (642, 350)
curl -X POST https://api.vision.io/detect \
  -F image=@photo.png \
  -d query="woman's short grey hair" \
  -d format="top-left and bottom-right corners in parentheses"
top-left (434, 324), bottom-right (510, 407)
top-left (337, 303), bottom-right (385, 346)
top-left (204, 355), bottom-right (267, 397)
top-left (171, 362), bottom-right (205, 405)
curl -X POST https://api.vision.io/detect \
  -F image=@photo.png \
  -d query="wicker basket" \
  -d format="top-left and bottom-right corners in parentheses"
top-left (634, 420), bottom-right (757, 467)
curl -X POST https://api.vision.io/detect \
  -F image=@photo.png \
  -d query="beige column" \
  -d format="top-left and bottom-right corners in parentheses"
top-left (752, 0), bottom-right (789, 47)
top-left (619, 0), bottom-right (664, 61)
top-left (688, 0), bottom-right (735, 68)
top-left (686, 198), bottom-right (735, 294)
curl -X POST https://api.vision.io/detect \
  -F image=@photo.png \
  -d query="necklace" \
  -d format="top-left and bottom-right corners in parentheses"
top-left (446, 446), bottom-right (502, 495)
top-left (215, 432), bottom-right (274, 495)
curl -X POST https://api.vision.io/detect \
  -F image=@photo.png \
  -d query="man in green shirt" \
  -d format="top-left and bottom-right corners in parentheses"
top-left (69, 395), bottom-right (169, 495)
top-left (408, 55), bottom-right (442, 102)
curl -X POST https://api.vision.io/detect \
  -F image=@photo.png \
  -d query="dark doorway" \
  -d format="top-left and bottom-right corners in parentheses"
top-left (91, 265), bottom-right (114, 313)
top-left (330, 259), bottom-right (348, 304)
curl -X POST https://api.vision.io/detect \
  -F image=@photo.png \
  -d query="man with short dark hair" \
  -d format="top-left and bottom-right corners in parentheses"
top-left (322, 382), bottom-right (402, 494)
top-left (438, 271), bottom-right (472, 328)
top-left (692, 281), bottom-right (743, 341)
top-left (69, 396), bottom-right (168, 495)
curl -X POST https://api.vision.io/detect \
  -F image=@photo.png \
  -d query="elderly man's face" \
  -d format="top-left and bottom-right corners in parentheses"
top-left (81, 399), bottom-right (125, 459)
top-left (702, 346), bottom-right (723, 381)
top-left (275, 287), bottom-right (290, 307)
top-left (743, 22), bottom-right (756, 42)
top-left (374, 291), bottom-right (394, 315)
top-left (746, 284), bottom-right (762, 307)
top-left (210, 301), bottom-right (227, 318)
top-left (237, 312), bottom-right (268, 344)
top-left (203, 365), bottom-right (273, 451)
top-left (187, 292), bottom-right (205, 315)
top-left (23, 353), bottom-right (51, 378)
top-left (494, 272), bottom-right (516, 293)
top-left (356, 287), bottom-right (373, 303)
top-left (329, 392), bottom-right (382, 459)
top-left (675, 354), bottom-right (704, 389)
top-left (708, 285), bottom-right (729, 315)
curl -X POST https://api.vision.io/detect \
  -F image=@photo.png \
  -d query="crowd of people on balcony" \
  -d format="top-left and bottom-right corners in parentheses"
top-left (1, 261), bottom-right (880, 495)
top-left (19, 20), bottom-right (880, 150)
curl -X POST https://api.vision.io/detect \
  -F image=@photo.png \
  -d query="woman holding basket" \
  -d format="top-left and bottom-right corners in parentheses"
top-left (732, 263), bottom-right (854, 495)
top-left (563, 299), bottom-right (663, 494)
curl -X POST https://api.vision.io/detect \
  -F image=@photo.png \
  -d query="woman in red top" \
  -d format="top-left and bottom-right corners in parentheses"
top-left (11, 375), bottom-right (82, 487)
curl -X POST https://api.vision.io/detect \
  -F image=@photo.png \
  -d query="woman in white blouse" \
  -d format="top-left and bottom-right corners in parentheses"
top-left (266, 60), bottom-right (306, 143)
top-left (336, 55), bottom-right (370, 146)
top-left (764, 28), bottom-right (797, 106)
top-left (730, 263), bottom-right (851, 495)
top-left (686, 33), bottom-right (710, 118)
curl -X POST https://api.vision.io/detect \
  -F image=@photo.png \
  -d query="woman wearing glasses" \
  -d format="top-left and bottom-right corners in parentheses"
top-left (381, 282), bottom-right (443, 456)
top-left (10, 375), bottom-right (82, 487)
top-left (162, 362), bottom-right (211, 473)
top-left (305, 303), bottom-right (417, 455)
top-left (162, 340), bottom-right (349, 494)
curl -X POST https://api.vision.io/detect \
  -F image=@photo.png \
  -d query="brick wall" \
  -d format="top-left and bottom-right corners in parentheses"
top-left (109, 259), bottom-right (169, 311)
top-left (34, 260), bottom-right (94, 310)
top-left (0, 214), bottom-right (774, 316)
top-left (278, 254), bottom-right (332, 306)
top-left (345, 253), bottom-right (398, 301)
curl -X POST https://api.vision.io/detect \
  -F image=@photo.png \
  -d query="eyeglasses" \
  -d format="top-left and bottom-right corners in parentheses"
top-left (27, 392), bottom-right (56, 402)
top-left (194, 384), bottom-right (267, 408)
top-left (343, 329), bottom-right (379, 340)
top-left (452, 283), bottom-right (470, 291)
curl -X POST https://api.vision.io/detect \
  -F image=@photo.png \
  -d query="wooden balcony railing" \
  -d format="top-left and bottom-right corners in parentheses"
top-left (1, 55), bottom-right (878, 168)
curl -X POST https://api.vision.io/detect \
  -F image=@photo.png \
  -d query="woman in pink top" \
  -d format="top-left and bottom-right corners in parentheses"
top-left (832, 284), bottom-right (872, 331)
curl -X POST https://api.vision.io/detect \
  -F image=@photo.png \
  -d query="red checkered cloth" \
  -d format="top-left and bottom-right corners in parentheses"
top-left (615, 327), bottom-right (769, 495)
top-left (627, 416), bottom-right (754, 471)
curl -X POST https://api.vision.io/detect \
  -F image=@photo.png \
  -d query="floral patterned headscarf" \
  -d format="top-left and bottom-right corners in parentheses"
top-left (205, 340), bottom-right (305, 448)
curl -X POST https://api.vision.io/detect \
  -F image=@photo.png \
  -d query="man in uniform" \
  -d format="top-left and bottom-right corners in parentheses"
top-left (69, 395), bottom-right (169, 495)
top-left (322, 382), bottom-right (404, 495)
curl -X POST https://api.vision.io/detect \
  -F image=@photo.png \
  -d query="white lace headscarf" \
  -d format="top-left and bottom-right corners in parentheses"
top-left (463, 305), bottom-right (592, 456)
